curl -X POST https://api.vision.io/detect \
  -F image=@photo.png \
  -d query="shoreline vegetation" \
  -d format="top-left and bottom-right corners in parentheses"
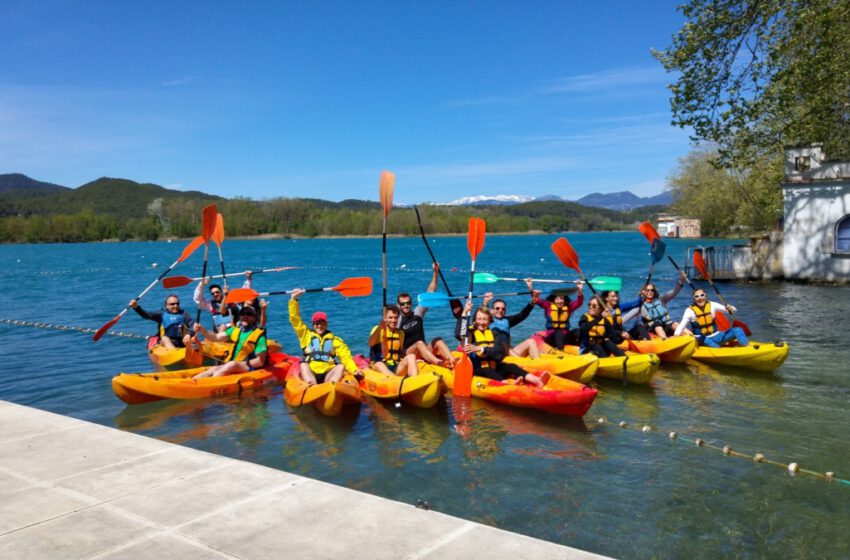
top-left (0, 176), bottom-right (664, 243)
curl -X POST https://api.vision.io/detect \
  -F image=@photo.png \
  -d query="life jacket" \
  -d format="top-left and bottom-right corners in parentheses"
top-left (222, 326), bottom-right (266, 362)
top-left (373, 325), bottom-right (403, 366)
top-left (210, 300), bottom-right (232, 328)
top-left (472, 329), bottom-right (497, 369)
top-left (303, 331), bottom-right (339, 364)
top-left (605, 307), bottom-right (623, 329)
top-left (546, 305), bottom-right (570, 330)
top-left (159, 309), bottom-right (186, 341)
top-left (491, 316), bottom-right (510, 334)
top-left (584, 313), bottom-right (606, 344)
top-left (642, 300), bottom-right (672, 329)
top-left (688, 303), bottom-right (717, 336)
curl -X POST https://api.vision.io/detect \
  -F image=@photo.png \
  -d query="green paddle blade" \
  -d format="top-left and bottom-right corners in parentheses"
top-left (472, 272), bottom-right (501, 284)
top-left (588, 276), bottom-right (622, 292)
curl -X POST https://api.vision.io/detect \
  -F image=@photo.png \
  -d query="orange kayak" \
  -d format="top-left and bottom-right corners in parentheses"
top-left (441, 364), bottom-right (597, 417)
top-left (147, 336), bottom-right (283, 370)
top-left (112, 353), bottom-right (295, 404)
top-left (283, 359), bottom-right (362, 416)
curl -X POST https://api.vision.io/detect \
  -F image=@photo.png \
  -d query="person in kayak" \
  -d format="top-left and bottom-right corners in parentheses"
top-left (601, 289), bottom-right (641, 343)
top-left (130, 295), bottom-right (195, 349)
top-left (482, 278), bottom-right (541, 358)
top-left (579, 296), bottom-right (626, 357)
top-left (458, 299), bottom-right (550, 387)
top-left (367, 304), bottom-right (419, 377)
top-left (627, 272), bottom-right (687, 340)
top-left (195, 271), bottom-right (260, 331)
top-left (397, 263), bottom-right (455, 367)
top-left (534, 282), bottom-right (584, 350)
top-left (673, 289), bottom-right (749, 348)
top-left (289, 288), bottom-right (362, 385)
top-left (193, 304), bottom-right (268, 378)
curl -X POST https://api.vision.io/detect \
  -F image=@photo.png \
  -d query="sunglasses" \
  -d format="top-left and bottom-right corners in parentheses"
top-left (493, 306), bottom-right (506, 311)
top-left (588, 304), bottom-right (601, 308)
top-left (166, 302), bottom-right (179, 306)
top-left (210, 290), bottom-right (222, 296)
top-left (398, 301), bottom-right (412, 307)
top-left (694, 294), bottom-right (707, 298)
top-left (313, 321), bottom-right (327, 326)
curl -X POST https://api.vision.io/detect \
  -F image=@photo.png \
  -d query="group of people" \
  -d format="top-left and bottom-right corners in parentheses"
top-left (130, 262), bottom-right (749, 385)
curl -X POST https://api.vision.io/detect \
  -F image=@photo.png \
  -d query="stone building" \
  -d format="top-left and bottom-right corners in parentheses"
top-left (657, 214), bottom-right (701, 238)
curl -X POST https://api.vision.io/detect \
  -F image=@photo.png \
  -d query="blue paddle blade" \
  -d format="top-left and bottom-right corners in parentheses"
top-left (417, 291), bottom-right (452, 307)
top-left (651, 238), bottom-right (666, 264)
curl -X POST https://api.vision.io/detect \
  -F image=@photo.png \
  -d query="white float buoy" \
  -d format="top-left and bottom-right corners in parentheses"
top-left (151, 263), bottom-right (158, 268)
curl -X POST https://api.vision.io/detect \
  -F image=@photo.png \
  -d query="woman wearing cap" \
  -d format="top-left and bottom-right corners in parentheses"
top-left (193, 303), bottom-right (268, 379)
top-left (289, 288), bottom-right (362, 385)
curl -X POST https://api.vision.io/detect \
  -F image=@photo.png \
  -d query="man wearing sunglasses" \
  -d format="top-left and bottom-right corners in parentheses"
top-left (674, 289), bottom-right (749, 348)
top-left (396, 263), bottom-right (455, 367)
top-left (129, 295), bottom-right (195, 350)
top-left (193, 304), bottom-right (268, 379)
top-left (193, 271), bottom-right (254, 332)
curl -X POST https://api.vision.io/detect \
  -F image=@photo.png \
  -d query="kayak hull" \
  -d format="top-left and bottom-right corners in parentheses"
top-left (542, 347), bottom-right (660, 385)
top-left (112, 353), bottom-right (295, 404)
top-left (284, 361), bottom-right (362, 416)
top-left (690, 341), bottom-right (790, 372)
top-left (620, 336), bottom-right (696, 363)
top-left (503, 353), bottom-right (599, 383)
top-left (442, 367), bottom-right (597, 417)
top-left (148, 337), bottom-right (283, 371)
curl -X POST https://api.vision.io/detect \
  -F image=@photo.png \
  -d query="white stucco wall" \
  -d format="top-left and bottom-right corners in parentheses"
top-left (782, 181), bottom-right (850, 281)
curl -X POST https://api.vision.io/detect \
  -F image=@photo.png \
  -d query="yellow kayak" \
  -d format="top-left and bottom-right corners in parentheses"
top-left (690, 341), bottom-right (789, 372)
top-left (359, 367), bottom-right (448, 409)
top-left (620, 336), bottom-right (697, 363)
top-left (544, 347), bottom-right (660, 385)
top-left (503, 353), bottom-right (599, 383)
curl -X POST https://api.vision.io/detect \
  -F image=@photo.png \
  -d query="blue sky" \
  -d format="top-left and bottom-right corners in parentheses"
top-left (1, 1), bottom-right (690, 204)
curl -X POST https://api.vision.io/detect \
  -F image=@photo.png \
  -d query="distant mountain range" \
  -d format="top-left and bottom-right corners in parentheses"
top-left (437, 190), bottom-right (672, 210)
top-left (0, 173), bottom-right (671, 218)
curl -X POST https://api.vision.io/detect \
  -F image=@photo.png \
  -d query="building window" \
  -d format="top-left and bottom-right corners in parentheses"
top-left (837, 215), bottom-right (850, 253)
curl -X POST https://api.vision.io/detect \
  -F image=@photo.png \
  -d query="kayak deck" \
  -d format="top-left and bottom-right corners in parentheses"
top-left (690, 341), bottom-right (790, 372)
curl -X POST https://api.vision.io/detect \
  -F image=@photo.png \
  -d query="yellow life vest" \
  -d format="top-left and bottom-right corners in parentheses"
top-left (380, 326), bottom-right (403, 365)
top-left (584, 313), bottom-right (606, 344)
top-left (688, 303), bottom-right (716, 335)
top-left (548, 306), bottom-right (569, 329)
top-left (222, 327), bottom-right (265, 362)
top-left (605, 307), bottom-right (623, 328)
top-left (303, 332), bottom-right (338, 364)
top-left (472, 328), bottom-right (497, 369)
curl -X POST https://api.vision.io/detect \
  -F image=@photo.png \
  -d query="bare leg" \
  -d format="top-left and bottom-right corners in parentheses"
top-left (372, 361), bottom-right (393, 375)
top-left (299, 362), bottom-right (318, 385)
top-left (397, 354), bottom-right (419, 377)
top-left (653, 326), bottom-right (667, 340)
top-left (407, 341), bottom-right (441, 365)
top-left (159, 336), bottom-right (177, 350)
top-left (512, 338), bottom-right (540, 359)
top-left (431, 339), bottom-right (456, 367)
top-left (326, 364), bottom-right (346, 383)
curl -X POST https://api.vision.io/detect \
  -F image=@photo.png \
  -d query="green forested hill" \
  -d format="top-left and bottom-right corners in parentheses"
top-left (0, 173), bottom-right (664, 242)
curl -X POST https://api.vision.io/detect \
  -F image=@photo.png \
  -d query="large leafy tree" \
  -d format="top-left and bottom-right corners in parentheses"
top-left (654, 0), bottom-right (850, 165)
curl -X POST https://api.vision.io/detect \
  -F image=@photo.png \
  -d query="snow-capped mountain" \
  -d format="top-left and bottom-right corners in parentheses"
top-left (434, 194), bottom-right (537, 206)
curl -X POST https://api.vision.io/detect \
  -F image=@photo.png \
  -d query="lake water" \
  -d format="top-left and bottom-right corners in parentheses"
top-left (1, 233), bottom-right (848, 559)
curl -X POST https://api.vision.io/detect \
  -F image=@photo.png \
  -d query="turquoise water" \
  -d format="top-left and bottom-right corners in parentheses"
top-left (1, 233), bottom-right (848, 559)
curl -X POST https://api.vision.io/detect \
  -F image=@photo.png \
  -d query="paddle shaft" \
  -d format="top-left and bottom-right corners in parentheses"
top-left (195, 242), bottom-right (211, 324)
top-left (216, 244), bottom-right (228, 290)
top-left (382, 215), bottom-right (388, 308)
top-left (668, 256), bottom-right (696, 289)
top-left (413, 205), bottom-right (454, 296)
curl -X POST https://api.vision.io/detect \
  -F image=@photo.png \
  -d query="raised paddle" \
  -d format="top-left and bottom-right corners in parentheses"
top-left (194, 204), bottom-right (219, 325)
top-left (638, 221), bottom-right (696, 290)
top-left (413, 205), bottom-right (455, 296)
top-left (223, 277), bottom-right (373, 305)
top-left (418, 290), bottom-right (538, 307)
top-left (692, 250), bottom-right (751, 335)
top-left (212, 213), bottom-right (227, 290)
top-left (161, 267), bottom-right (299, 289)
top-left (473, 273), bottom-right (623, 292)
top-left (92, 235), bottom-right (204, 341)
top-left (455, 217), bottom-right (486, 398)
top-left (551, 237), bottom-right (596, 295)
top-left (380, 170), bottom-right (395, 308)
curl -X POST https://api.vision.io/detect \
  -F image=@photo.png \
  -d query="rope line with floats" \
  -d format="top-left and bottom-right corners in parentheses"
top-left (593, 416), bottom-right (849, 487)
top-left (0, 319), bottom-right (147, 340)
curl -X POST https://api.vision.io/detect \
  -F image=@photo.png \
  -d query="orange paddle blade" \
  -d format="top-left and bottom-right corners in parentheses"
top-left (202, 204), bottom-right (218, 241)
top-left (334, 276), bottom-right (373, 297)
top-left (453, 353), bottom-right (473, 398)
top-left (380, 170), bottom-right (395, 217)
top-left (212, 213), bottom-right (224, 247)
top-left (178, 236), bottom-right (205, 262)
top-left (224, 287), bottom-right (259, 305)
top-left (467, 217), bottom-right (486, 260)
top-left (184, 335), bottom-right (203, 367)
top-left (92, 315), bottom-right (120, 341)
top-left (161, 275), bottom-right (193, 289)
top-left (715, 311), bottom-right (732, 331)
top-left (693, 250), bottom-right (710, 280)
top-left (639, 221), bottom-right (661, 243)
top-left (551, 238), bottom-right (581, 275)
